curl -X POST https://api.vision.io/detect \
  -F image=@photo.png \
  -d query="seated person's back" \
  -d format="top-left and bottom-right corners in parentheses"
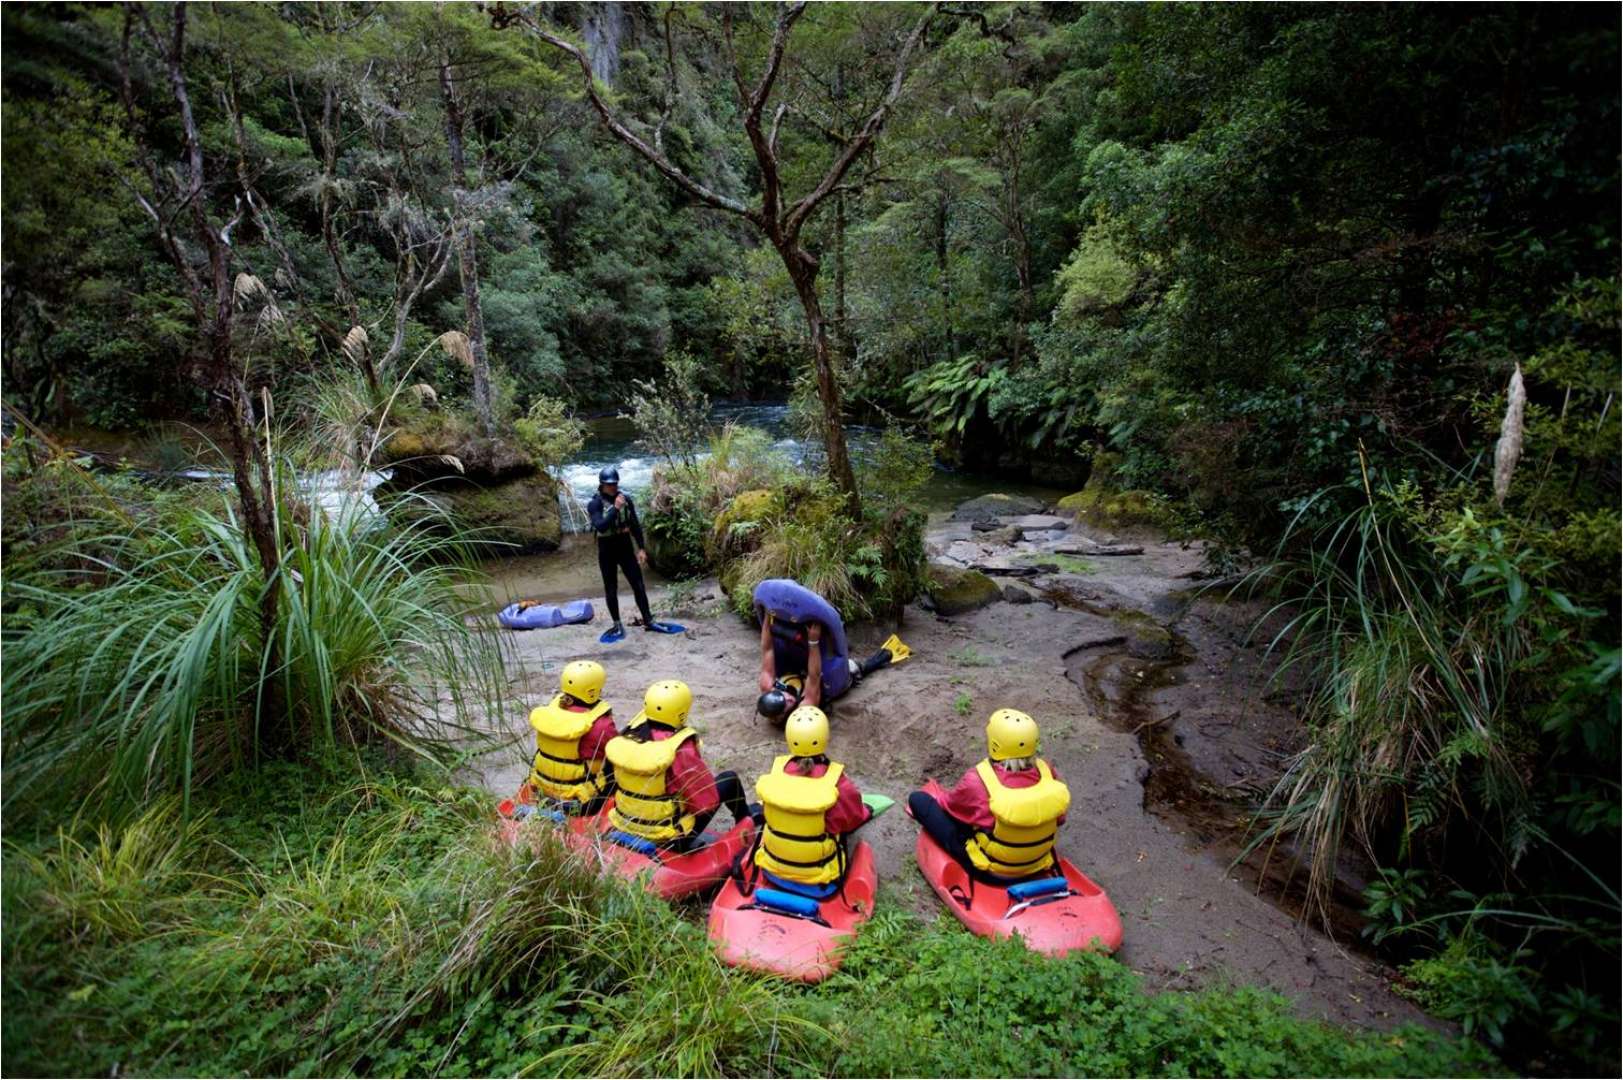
top-left (754, 706), bottom-right (871, 886)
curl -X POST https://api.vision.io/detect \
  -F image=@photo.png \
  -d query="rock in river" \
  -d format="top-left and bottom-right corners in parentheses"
top-left (951, 492), bottom-right (1046, 523)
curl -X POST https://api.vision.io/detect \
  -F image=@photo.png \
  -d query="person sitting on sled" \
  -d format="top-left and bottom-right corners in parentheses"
top-left (519, 659), bottom-right (619, 816)
top-left (753, 578), bottom-right (910, 721)
top-left (751, 706), bottom-right (873, 889)
top-left (604, 679), bottom-right (751, 851)
top-left (906, 708), bottom-right (1071, 879)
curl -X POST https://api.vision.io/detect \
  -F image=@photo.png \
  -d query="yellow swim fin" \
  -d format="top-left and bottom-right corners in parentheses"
top-left (881, 633), bottom-right (912, 665)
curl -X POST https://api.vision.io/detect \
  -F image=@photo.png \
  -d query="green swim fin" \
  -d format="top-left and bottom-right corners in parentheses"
top-left (880, 633), bottom-right (912, 664)
top-left (861, 793), bottom-right (896, 818)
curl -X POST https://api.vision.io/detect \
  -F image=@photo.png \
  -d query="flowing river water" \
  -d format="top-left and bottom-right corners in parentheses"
top-left (486, 402), bottom-right (1069, 604)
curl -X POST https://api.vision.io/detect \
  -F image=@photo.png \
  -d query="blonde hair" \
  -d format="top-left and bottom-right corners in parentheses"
top-left (995, 755), bottom-right (1037, 772)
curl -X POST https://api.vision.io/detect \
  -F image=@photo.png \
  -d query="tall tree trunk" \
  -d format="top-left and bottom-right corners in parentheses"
top-left (834, 189), bottom-right (848, 363)
top-left (831, 62), bottom-right (850, 364)
top-left (781, 244), bottom-right (859, 511)
top-left (1007, 167), bottom-right (1033, 367)
top-left (936, 192), bottom-right (955, 361)
top-left (438, 60), bottom-right (495, 437)
top-left (129, 2), bottom-right (284, 749)
top-left (319, 81), bottom-right (361, 328)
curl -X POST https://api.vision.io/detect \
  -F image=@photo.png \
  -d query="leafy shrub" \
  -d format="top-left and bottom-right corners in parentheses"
top-left (856, 426), bottom-right (936, 512)
top-left (718, 481), bottom-right (925, 624)
top-left (512, 394), bottom-right (586, 473)
top-left (642, 424), bottom-right (794, 576)
top-left (1400, 934), bottom-right (1541, 1049)
top-left (1, 462), bottom-right (508, 819)
top-left (1361, 868), bottom-right (1435, 947)
top-left (626, 348), bottom-right (712, 470)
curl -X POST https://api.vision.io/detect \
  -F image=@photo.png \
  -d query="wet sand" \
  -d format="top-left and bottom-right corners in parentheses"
top-left (465, 517), bottom-right (1432, 1033)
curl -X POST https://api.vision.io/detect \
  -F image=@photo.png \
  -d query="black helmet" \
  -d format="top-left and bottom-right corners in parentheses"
top-left (598, 466), bottom-right (619, 486)
top-left (756, 689), bottom-right (789, 720)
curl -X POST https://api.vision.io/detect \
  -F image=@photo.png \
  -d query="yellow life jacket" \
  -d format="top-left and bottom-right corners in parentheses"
top-left (753, 756), bottom-right (845, 885)
top-left (605, 723), bottom-right (699, 842)
top-left (526, 696), bottom-right (613, 804)
top-left (964, 759), bottom-right (1070, 878)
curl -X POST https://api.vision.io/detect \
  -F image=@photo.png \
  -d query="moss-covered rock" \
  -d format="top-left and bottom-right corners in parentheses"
top-left (441, 475), bottom-right (561, 554)
top-left (380, 423), bottom-right (534, 485)
top-left (1057, 456), bottom-right (1167, 531)
top-left (707, 488), bottom-right (780, 564)
top-left (1056, 486), bottom-right (1167, 530)
top-left (925, 565), bottom-right (1002, 616)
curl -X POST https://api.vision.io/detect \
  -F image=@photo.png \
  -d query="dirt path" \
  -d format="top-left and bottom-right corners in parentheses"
top-left (470, 515), bottom-right (1430, 1032)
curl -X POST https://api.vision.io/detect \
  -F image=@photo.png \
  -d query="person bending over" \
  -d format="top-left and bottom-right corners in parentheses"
top-left (753, 578), bottom-right (909, 721)
top-left (751, 706), bottom-right (872, 890)
top-left (522, 660), bottom-right (619, 816)
top-left (907, 709), bottom-right (1071, 880)
top-left (604, 680), bottom-right (750, 851)
top-left (587, 467), bottom-right (654, 639)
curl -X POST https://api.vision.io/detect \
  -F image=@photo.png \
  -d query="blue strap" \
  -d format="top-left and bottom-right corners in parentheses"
top-left (762, 871), bottom-right (838, 899)
top-left (1006, 876), bottom-right (1069, 902)
top-left (605, 830), bottom-right (658, 856)
top-left (754, 888), bottom-right (822, 918)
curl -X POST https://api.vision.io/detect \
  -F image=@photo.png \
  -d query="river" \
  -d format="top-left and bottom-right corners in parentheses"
top-left (488, 402), bottom-right (1068, 604)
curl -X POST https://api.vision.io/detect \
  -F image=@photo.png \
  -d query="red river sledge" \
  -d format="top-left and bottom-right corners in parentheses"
top-left (708, 840), bottom-right (877, 983)
top-left (912, 779), bottom-right (1123, 956)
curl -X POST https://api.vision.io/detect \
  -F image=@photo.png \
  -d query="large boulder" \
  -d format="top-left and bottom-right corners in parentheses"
top-left (382, 428), bottom-right (535, 485)
top-left (1056, 454), bottom-right (1167, 531)
top-left (1056, 487), bottom-right (1166, 531)
top-left (951, 492), bottom-right (1045, 523)
top-left (441, 475), bottom-right (561, 554)
top-left (924, 565), bottom-right (1002, 616)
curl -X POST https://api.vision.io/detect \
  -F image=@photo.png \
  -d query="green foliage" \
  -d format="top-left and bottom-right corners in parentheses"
top-left (713, 479), bottom-right (927, 626)
top-left (1, 461), bottom-right (507, 819)
top-left (1400, 934), bottom-right (1541, 1049)
top-left (855, 426), bottom-right (936, 512)
top-left (512, 395), bottom-right (585, 473)
top-left (626, 349), bottom-right (712, 471)
top-left (806, 909), bottom-right (1492, 1078)
top-left (905, 354), bottom-right (1007, 443)
top-left (644, 425), bottom-right (794, 577)
top-left (2, 768), bottom-right (1496, 1078)
top-left (1245, 467), bottom-right (1619, 1061)
top-left (1361, 868), bottom-right (1435, 947)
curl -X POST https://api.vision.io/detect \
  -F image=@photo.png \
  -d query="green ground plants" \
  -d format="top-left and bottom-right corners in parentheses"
top-left (2, 764), bottom-right (1497, 1079)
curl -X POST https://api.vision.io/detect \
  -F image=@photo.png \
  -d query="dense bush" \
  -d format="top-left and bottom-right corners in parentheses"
top-left (0, 448), bottom-right (508, 820)
top-left (636, 416), bottom-right (929, 625)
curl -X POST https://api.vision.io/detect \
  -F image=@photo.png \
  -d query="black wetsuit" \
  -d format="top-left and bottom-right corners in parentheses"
top-left (587, 489), bottom-right (653, 627)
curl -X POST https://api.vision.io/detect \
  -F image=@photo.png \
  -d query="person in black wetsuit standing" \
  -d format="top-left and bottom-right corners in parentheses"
top-left (586, 467), bottom-right (655, 639)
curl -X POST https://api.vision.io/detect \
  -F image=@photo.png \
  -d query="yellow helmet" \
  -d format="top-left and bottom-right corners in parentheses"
top-left (560, 660), bottom-right (606, 704)
top-left (986, 708), bottom-right (1039, 761)
top-left (642, 679), bottom-right (692, 725)
top-left (784, 706), bottom-right (829, 756)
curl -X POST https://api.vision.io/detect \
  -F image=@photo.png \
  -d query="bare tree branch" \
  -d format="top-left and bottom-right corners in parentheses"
top-left (783, 3), bottom-right (937, 242)
top-left (516, 10), bottom-right (752, 218)
top-left (769, 101), bottom-right (790, 155)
